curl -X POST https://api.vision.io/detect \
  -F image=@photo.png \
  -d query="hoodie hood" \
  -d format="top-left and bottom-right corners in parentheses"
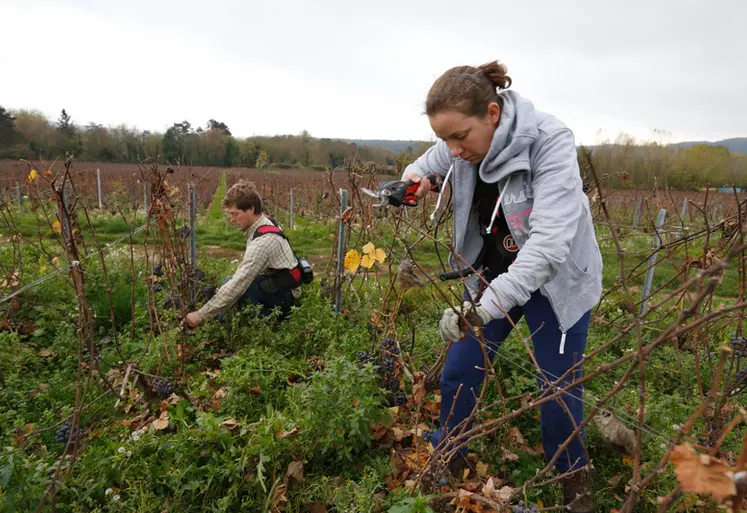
top-left (479, 90), bottom-right (539, 183)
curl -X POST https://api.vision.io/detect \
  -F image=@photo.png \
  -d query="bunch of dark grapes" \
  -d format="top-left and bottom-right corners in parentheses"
top-left (55, 419), bottom-right (72, 443)
top-left (696, 434), bottom-right (711, 447)
top-left (730, 369), bottom-right (747, 396)
top-left (152, 283), bottom-right (163, 293)
top-left (163, 295), bottom-right (181, 310)
top-left (421, 429), bottom-right (434, 444)
top-left (438, 468), bottom-right (449, 487)
top-left (178, 225), bottom-right (191, 240)
top-left (356, 351), bottom-right (372, 367)
top-left (152, 264), bottom-right (164, 277)
top-left (381, 337), bottom-right (399, 355)
top-left (200, 285), bottom-right (216, 301)
top-left (730, 337), bottom-right (747, 357)
top-left (512, 501), bottom-right (540, 513)
top-left (192, 268), bottom-right (206, 282)
top-left (367, 322), bottom-right (382, 336)
top-left (426, 373), bottom-right (440, 392)
top-left (387, 378), bottom-right (400, 393)
top-left (393, 389), bottom-right (407, 406)
top-left (154, 379), bottom-right (175, 399)
top-left (379, 355), bottom-right (395, 375)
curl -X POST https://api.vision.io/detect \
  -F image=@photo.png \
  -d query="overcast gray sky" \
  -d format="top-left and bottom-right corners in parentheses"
top-left (1, 0), bottom-right (744, 145)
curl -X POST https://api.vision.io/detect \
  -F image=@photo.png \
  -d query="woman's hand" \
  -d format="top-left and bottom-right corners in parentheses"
top-left (403, 173), bottom-right (437, 205)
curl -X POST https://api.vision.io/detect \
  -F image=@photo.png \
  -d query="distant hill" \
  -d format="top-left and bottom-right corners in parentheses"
top-left (342, 137), bottom-right (747, 155)
top-left (667, 137), bottom-right (747, 154)
top-left (342, 139), bottom-right (431, 153)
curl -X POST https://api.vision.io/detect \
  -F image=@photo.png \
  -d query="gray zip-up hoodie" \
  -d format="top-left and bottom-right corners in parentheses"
top-left (404, 90), bottom-right (602, 346)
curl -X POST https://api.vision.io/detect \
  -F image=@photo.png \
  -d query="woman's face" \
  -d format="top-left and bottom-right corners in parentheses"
top-left (428, 102), bottom-right (501, 164)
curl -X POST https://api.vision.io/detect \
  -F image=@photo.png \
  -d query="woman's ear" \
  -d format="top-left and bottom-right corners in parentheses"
top-left (487, 102), bottom-right (501, 125)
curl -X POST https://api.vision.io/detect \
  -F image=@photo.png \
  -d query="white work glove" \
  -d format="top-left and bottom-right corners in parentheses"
top-left (439, 301), bottom-right (494, 342)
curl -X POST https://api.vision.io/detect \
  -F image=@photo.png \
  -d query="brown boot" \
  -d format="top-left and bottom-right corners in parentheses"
top-left (561, 469), bottom-right (596, 513)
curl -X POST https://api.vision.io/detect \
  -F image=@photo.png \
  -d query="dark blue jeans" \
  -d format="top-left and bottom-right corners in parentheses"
top-left (434, 287), bottom-right (591, 473)
top-left (220, 275), bottom-right (295, 320)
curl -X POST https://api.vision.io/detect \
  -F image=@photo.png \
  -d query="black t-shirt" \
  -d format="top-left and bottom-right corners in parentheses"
top-left (472, 175), bottom-right (519, 274)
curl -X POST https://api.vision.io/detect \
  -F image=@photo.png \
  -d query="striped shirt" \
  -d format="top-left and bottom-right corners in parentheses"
top-left (197, 215), bottom-right (298, 319)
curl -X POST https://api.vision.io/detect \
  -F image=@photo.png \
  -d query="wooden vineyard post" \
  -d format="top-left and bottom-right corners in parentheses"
top-left (189, 184), bottom-right (197, 269)
top-left (97, 168), bottom-right (102, 209)
top-left (335, 188), bottom-right (349, 314)
top-left (143, 183), bottom-right (149, 215)
top-left (633, 198), bottom-right (642, 227)
top-left (679, 197), bottom-right (688, 236)
top-left (61, 184), bottom-right (72, 241)
top-left (640, 208), bottom-right (667, 315)
top-left (289, 188), bottom-right (294, 230)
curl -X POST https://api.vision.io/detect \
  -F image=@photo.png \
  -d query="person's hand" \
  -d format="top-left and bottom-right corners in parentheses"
top-left (402, 173), bottom-right (434, 205)
top-left (438, 301), bottom-right (494, 342)
top-left (184, 311), bottom-right (204, 329)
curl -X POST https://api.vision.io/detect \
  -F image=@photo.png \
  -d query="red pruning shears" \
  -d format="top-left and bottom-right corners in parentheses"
top-left (360, 174), bottom-right (441, 207)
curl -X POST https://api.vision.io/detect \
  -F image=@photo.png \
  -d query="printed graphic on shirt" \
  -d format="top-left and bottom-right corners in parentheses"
top-left (506, 206), bottom-right (533, 235)
top-left (503, 235), bottom-right (519, 252)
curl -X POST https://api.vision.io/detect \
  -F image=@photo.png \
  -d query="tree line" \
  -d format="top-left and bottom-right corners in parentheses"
top-left (581, 132), bottom-right (747, 191)
top-left (0, 107), bottom-right (427, 174)
top-left (1, 106), bottom-right (745, 190)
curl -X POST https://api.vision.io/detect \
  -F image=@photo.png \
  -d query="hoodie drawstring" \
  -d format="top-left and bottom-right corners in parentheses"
top-left (559, 330), bottom-right (567, 354)
top-left (485, 175), bottom-right (511, 235)
top-left (429, 163), bottom-right (454, 222)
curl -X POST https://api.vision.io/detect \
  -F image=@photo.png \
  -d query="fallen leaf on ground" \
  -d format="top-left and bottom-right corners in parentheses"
top-left (285, 460), bottom-right (304, 484)
top-left (271, 483), bottom-right (287, 512)
top-left (152, 411), bottom-right (169, 431)
top-left (509, 426), bottom-right (526, 448)
top-left (279, 426), bottom-right (300, 439)
top-left (411, 372), bottom-right (427, 405)
top-left (608, 474), bottom-right (623, 486)
top-left (391, 427), bottom-right (410, 442)
top-left (454, 488), bottom-right (473, 509)
top-left (501, 448), bottom-right (519, 462)
top-left (220, 418), bottom-right (240, 430)
top-left (483, 477), bottom-right (499, 498)
top-left (497, 486), bottom-right (514, 501)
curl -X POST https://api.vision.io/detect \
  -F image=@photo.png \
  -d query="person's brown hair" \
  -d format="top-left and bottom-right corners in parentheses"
top-left (222, 180), bottom-right (263, 213)
top-left (425, 60), bottom-right (512, 118)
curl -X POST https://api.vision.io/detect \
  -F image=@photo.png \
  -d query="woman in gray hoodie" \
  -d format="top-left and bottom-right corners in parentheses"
top-left (403, 61), bottom-right (602, 512)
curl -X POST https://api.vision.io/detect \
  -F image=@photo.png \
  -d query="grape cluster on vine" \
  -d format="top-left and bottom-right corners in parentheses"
top-left (512, 501), bottom-right (540, 513)
top-left (154, 378), bottom-right (175, 399)
top-left (730, 337), bottom-right (747, 357)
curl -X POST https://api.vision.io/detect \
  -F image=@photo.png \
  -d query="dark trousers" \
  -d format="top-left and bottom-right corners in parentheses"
top-left (221, 275), bottom-right (295, 319)
top-left (434, 288), bottom-right (591, 473)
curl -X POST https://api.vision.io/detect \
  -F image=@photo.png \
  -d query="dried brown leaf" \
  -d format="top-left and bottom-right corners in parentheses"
top-left (279, 426), bottom-right (300, 439)
top-left (607, 473), bottom-right (623, 486)
top-left (271, 483), bottom-right (287, 512)
top-left (220, 418), bottom-right (240, 430)
top-left (152, 411), bottom-right (169, 431)
top-left (594, 410), bottom-right (636, 454)
top-left (669, 443), bottom-right (736, 503)
top-left (285, 460), bottom-right (304, 484)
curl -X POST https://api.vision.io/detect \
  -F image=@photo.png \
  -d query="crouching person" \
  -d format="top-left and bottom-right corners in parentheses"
top-left (185, 181), bottom-right (308, 328)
